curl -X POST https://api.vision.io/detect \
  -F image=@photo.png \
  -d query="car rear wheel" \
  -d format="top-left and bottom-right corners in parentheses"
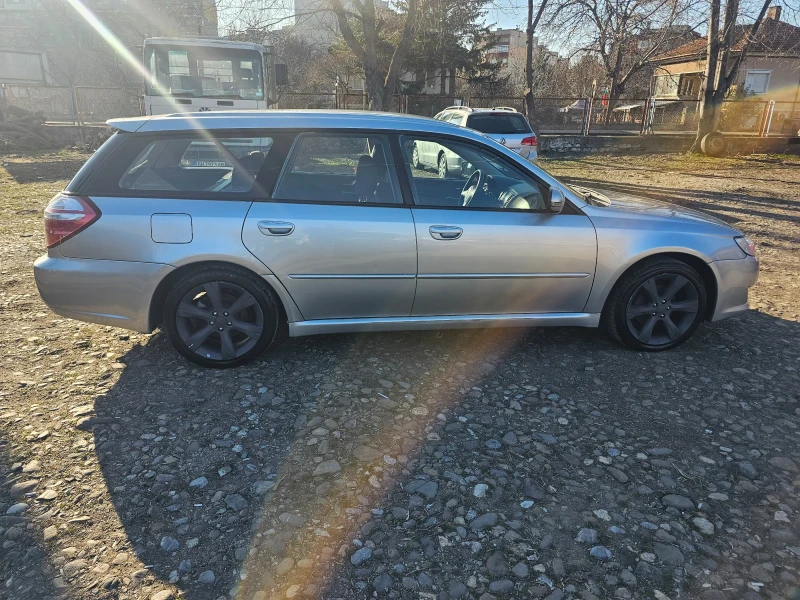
top-left (163, 267), bottom-right (280, 368)
top-left (604, 257), bottom-right (707, 351)
top-left (437, 153), bottom-right (448, 179)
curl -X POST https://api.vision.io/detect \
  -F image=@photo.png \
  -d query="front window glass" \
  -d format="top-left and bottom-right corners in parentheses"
top-left (274, 134), bottom-right (401, 204)
top-left (401, 135), bottom-right (546, 210)
top-left (145, 45), bottom-right (264, 100)
top-left (119, 136), bottom-right (273, 193)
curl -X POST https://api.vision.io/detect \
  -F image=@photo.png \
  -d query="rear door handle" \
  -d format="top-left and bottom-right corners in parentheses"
top-left (429, 225), bottom-right (462, 240)
top-left (258, 220), bottom-right (295, 236)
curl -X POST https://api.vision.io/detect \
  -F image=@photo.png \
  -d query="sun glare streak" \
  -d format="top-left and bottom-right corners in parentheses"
top-left (63, 0), bottom-right (215, 134)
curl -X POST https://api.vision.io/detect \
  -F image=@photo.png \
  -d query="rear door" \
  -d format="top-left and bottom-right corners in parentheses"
top-left (242, 132), bottom-right (417, 321)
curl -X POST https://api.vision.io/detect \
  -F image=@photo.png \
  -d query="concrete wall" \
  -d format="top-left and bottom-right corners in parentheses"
top-left (539, 134), bottom-right (796, 155)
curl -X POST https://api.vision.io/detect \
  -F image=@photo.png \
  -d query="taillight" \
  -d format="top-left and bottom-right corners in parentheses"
top-left (44, 194), bottom-right (100, 248)
top-left (521, 136), bottom-right (537, 146)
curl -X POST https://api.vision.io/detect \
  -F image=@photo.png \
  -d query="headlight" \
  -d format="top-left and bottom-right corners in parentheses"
top-left (734, 236), bottom-right (756, 256)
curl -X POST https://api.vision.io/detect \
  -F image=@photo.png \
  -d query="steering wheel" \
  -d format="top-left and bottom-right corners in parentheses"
top-left (461, 169), bottom-right (483, 207)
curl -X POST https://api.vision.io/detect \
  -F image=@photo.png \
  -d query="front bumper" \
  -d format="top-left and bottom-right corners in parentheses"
top-left (34, 254), bottom-right (173, 333)
top-left (710, 255), bottom-right (759, 321)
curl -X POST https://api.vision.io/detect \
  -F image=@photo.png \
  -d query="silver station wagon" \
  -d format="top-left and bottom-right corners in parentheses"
top-left (34, 111), bottom-right (759, 368)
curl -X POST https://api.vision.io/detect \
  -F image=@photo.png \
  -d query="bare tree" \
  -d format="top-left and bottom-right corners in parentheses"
top-left (695, 0), bottom-right (773, 145)
top-left (328, 0), bottom-right (421, 110)
top-left (548, 0), bottom-right (694, 121)
top-left (524, 0), bottom-right (550, 134)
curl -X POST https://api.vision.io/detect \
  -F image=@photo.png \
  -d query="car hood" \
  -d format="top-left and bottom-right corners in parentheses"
top-left (573, 185), bottom-right (738, 232)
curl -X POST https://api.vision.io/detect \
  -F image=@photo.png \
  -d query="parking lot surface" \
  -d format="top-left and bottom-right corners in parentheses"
top-left (1, 151), bottom-right (798, 600)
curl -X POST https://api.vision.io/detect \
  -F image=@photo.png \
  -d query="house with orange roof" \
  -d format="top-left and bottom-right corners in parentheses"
top-left (649, 6), bottom-right (800, 133)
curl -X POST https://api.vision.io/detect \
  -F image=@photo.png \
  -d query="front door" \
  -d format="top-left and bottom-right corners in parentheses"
top-left (397, 134), bottom-right (597, 316)
top-left (242, 132), bottom-right (417, 320)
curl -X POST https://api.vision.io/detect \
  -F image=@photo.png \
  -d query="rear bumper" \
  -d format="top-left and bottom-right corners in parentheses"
top-left (34, 254), bottom-right (173, 333)
top-left (710, 255), bottom-right (759, 321)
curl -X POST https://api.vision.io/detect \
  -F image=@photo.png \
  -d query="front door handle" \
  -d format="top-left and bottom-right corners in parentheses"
top-left (258, 220), bottom-right (295, 236)
top-left (429, 225), bottom-right (462, 240)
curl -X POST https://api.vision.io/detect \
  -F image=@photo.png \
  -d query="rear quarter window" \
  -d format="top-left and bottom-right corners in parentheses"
top-left (119, 136), bottom-right (273, 194)
top-left (65, 132), bottom-right (127, 193)
top-left (467, 113), bottom-right (532, 134)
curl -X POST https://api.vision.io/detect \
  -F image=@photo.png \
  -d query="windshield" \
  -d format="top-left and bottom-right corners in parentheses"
top-left (145, 45), bottom-right (264, 100)
top-left (467, 113), bottom-right (532, 134)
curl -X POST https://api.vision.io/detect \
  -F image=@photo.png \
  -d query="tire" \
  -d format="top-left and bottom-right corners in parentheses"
top-left (603, 257), bottom-right (707, 352)
top-left (412, 143), bottom-right (421, 169)
top-left (437, 152), bottom-right (448, 179)
top-left (700, 132), bottom-right (727, 157)
top-left (163, 266), bottom-right (281, 368)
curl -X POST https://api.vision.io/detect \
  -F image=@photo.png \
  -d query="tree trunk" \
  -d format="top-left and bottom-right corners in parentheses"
top-left (715, 0), bottom-right (772, 100)
top-left (603, 76), bottom-right (622, 124)
top-left (602, 46), bottom-right (624, 124)
top-left (365, 72), bottom-right (388, 111)
top-left (694, 0), bottom-right (721, 149)
top-left (440, 1), bottom-right (447, 95)
top-left (524, 0), bottom-right (549, 136)
top-left (715, 0), bottom-right (739, 95)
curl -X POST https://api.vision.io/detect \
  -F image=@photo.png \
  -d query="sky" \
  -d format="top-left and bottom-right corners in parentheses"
top-left (484, 0), bottom-right (528, 31)
top-left (217, 0), bottom-right (800, 48)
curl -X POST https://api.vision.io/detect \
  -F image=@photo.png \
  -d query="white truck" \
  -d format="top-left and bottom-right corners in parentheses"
top-left (142, 37), bottom-right (286, 115)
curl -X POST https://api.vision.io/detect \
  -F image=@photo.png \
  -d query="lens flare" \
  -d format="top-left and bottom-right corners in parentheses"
top-left (234, 328), bottom-right (529, 599)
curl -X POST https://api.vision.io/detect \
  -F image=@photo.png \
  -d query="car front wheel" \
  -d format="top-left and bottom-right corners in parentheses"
top-left (163, 267), bottom-right (280, 368)
top-left (604, 257), bottom-right (707, 351)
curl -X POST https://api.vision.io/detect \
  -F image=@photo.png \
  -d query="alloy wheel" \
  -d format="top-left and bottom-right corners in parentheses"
top-left (175, 281), bottom-right (264, 361)
top-left (438, 154), bottom-right (447, 178)
top-left (625, 272), bottom-right (699, 346)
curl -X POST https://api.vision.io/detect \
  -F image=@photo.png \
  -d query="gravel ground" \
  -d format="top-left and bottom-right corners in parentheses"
top-left (1, 150), bottom-right (799, 600)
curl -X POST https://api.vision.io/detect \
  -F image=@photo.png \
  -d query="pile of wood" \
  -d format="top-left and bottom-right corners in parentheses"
top-left (0, 105), bottom-right (55, 150)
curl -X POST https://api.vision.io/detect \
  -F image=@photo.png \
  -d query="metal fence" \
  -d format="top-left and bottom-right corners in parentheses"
top-left (1, 84), bottom-right (140, 124)
top-left (3, 83), bottom-right (798, 137)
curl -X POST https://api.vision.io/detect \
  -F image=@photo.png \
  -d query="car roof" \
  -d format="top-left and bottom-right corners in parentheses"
top-left (107, 110), bottom-right (486, 142)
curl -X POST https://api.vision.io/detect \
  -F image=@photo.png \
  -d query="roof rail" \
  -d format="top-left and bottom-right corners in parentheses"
top-left (442, 105), bottom-right (472, 111)
top-left (492, 106), bottom-right (518, 112)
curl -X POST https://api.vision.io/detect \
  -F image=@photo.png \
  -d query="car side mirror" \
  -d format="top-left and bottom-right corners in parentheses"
top-left (547, 187), bottom-right (566, 214)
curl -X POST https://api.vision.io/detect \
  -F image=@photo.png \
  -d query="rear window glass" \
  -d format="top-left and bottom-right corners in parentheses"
top-left (119, 136), bottom-right (272, 193)
top-left (467, 113), bottom-right (532, 134)
top-left (273, 133), bottom-right (401, 204)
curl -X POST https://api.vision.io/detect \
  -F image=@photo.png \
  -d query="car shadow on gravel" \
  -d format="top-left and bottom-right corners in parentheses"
top-left (0, 452), bottom-right (65, 599)
top-left (87, 312), bottom-right (800, 600)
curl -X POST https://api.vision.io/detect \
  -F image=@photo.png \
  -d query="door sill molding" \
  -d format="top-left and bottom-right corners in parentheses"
top-left (289, 313), bottom-right (600, 337)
